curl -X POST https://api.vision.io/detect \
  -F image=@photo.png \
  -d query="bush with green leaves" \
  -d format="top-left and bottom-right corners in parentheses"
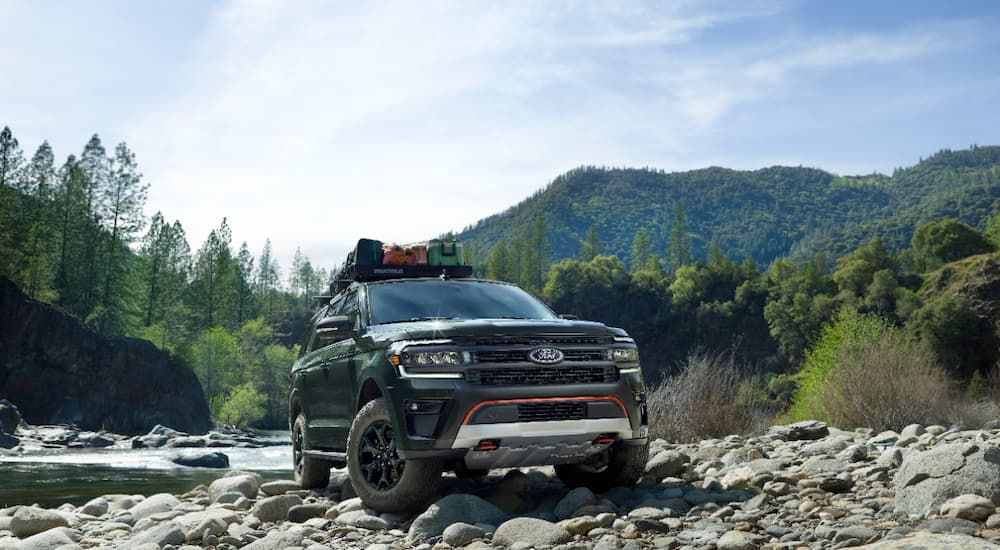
top-left (216, 382), bottom-right (266, 428)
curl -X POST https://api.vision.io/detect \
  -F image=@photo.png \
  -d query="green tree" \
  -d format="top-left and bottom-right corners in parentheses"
top-left (188, 325), bottom-right (239, 410)
top-left (580, 224), bottom-right (602, 261)
top-left (910, 218), bottom-right (993, 272)
top-left (97, 142), bottom-right (148, 334)
top-left (216, 382), bottom-right (266, 428)
top-left (668, 202), bottom-right (691, 272)
top-left (191, 218), bottom-right (238, 329)
top-left (630, 228), bottom-right (652, 272)
top-left (832, 239), bottom-right (896, 298)
top-left (486, 242), bottom-right (516, 282)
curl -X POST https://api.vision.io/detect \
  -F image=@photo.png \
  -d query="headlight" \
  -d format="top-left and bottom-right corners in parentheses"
top-left (606, 348), bottom-right (639, 362)
top-left (401, 350), bottom-right (471, 366)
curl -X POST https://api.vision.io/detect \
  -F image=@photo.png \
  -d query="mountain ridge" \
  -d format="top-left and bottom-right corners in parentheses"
top-left (455, 146), bottom-right (1000, 267)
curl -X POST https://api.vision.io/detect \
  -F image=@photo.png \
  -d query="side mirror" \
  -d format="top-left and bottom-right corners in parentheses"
top-left (316, 315), bottom-right (354, 341)
top-left (559, 314), bottom-right (579, 320)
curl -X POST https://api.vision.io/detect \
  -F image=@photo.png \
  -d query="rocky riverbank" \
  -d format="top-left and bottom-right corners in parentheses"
top-left (3, 420), bottom-right (1000, 549)
top-left (1, 424), bottom-right (286, 453)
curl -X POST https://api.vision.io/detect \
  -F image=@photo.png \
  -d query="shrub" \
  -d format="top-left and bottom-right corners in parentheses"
top-left (648, 353), bottom-right (773, 441)
top-left (786, 308), bottom-right (887, 422)
top-left (820, 333), bottom-right (952, 431)
top-left (217, 383), bottom-right (266, 428)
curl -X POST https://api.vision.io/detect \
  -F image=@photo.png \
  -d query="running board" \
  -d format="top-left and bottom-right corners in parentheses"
top-left (303, 450), bottom-right (348, 465)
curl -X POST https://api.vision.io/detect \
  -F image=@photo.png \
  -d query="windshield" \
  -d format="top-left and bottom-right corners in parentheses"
top-left (367, 280), bottom-right (557, 324)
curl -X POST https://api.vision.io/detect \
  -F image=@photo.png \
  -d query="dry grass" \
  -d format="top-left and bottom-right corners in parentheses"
top-left (648, 353), bottom-right (774, 442)
top-left (820, 334), bottom-right (955, 432)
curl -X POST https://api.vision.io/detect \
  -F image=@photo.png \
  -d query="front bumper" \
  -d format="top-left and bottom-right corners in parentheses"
top-left (389, 368), bottom-right (647, 468)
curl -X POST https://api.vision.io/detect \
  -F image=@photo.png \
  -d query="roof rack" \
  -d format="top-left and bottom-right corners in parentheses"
top-left (330, 238), bottom-right (473, 295)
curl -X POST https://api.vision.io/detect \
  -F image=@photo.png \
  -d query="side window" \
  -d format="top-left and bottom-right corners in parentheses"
top-left (305, 304), bottom-right (335, 354)
top-left (328, 291), bottom-right (359, 328)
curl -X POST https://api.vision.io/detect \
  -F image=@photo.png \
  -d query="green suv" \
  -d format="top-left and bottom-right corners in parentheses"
top-left (289, 248), bottom-right (649, 512)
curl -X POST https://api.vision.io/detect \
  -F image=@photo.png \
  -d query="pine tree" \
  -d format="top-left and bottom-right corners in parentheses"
top-left (630, 228), bottom-right (652, 272)
top-left (78, 135), bottom-right (109, 315)
top-left (98, 142), bottom-right (148, 334)
top-left (21, 142), bottom-right (57, 298)
top-left (668, 202), bottom-right (691, 272)
top-left (580, 224), bottom-right (602, 261)
top-left (0, 126), bottom-right (26, 279)
top-left (236, 242), bottom-right (255, 323)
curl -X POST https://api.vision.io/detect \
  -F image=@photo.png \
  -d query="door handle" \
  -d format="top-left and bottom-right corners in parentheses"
top-left (322, 365), bottom-right (330, 378)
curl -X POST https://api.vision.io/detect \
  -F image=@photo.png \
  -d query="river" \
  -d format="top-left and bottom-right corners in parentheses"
top-left (0, 431), bottom-right (294, 508)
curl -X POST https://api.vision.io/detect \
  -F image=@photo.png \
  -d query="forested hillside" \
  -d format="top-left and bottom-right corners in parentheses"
top-left (0, 126), bottom-right (325, 428)
top-left (458, 146), bottom-right (1000, 270)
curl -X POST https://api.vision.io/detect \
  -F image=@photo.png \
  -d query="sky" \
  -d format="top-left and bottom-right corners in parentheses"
top-left (2, 0), bottom-right (999, 274)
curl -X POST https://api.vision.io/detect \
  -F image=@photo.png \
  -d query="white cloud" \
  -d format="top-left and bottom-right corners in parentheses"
top-left (119, 1), bottom-right (986, 274)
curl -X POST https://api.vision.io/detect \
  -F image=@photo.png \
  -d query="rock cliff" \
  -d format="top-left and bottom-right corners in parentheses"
top-left (0, 277), bottom-right (210, 435)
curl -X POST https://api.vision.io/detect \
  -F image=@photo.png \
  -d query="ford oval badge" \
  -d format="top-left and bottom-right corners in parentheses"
top-left (529, 347), bottom-right (564, 365)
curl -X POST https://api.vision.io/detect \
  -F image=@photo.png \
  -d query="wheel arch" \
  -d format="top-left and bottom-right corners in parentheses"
top-left (356, 377), bottom-right (384, 413)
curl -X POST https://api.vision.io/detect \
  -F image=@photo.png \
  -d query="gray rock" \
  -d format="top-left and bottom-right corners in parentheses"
top-left (644, 450), bottom-right (688, 480)
top-left (877, 448), bottom-right (903, 468)
top-left (833, 525), bottom-right (876, 544)
top-left (14, 527), bottom-right (78, 550)
top-left (79, 497), bottom-right (109, 517)
top-left (940, 494), bottom-right (996, 521)
top-left (170, 451), bottom-right (229, 468)
top-left (802, 437), bottom-right (850, 455)
top-left (407, 494), bottom-right (508, 541)
top-left (917, 517), bottom-right (980, 535)
top-left (260, 480), bottom-right (300, 496)
top-left (288, 503), bottom-right (330, 523)
top-left (335, 510), bottom-right (389, 530)
top-left (859, 531), bottom-right (998, 548)
top-left (129, 493), bottom-right (180, 520)
top-left (0, 399), bottom-right (21, 434)
top-left (716, 530), bottom-right (763, 550)
top-left (770, 420), bottom-right (829, 441)
top-left (119, 522), bottom-right (186, 549)
top-left (802, 456), bottom-right (849, 474)
top-left (554, 487), bottom-right (596, 519)
top-left (493, 517), bottom-right (572, 546)
top-left (241, 530), bottom-right (305, 550)
top-left (837, 445), bottom-right (869, 463)
top-left (250, 494), bottom-right (302, 523)
top-left (900, 424), bottom-right (925, 438)
top-left (868, 430), bottom-right (900, 446)
top-left (209, 474), bottom-right (259, 502)
top-left (894, 443), bottom-right (1000, 517)
top-left (10, 507), bottom-right (70, 537)
top-left (442, 522), bottom-right (485, 546)
top-left (0, 432), bottom-right (18, 449)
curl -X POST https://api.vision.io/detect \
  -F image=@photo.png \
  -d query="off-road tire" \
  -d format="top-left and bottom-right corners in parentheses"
top-left (347, 398), bottom-right (443, 512)
top-left (555, 442), bottom-right (649, 493)
top-left (293, 413), bottom-right (331, 489)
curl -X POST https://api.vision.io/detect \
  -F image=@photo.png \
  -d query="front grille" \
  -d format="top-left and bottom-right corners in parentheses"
top-left (474, 348), bottom-right (607, 364)
top-left (476, 350), bottom-right (528, 363)
top-left (465, 366), bottom-right (618, 385)
top-left (518, 401), bottom-right (586, 422)
top-left (562, 350), bottom-right (606, 362)
top-left (472, 336), bottom-right (613, 346)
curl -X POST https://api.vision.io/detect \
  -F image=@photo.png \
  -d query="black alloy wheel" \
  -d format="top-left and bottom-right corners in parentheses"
top-left (358, 420), bottom-right (404, 490)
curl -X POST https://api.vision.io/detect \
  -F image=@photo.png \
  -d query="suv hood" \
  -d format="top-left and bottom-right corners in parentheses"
top-left (363, 318), bottom-right (626, 345)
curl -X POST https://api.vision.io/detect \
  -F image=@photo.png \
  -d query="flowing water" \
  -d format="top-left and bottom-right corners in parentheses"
top-left (0, 431), bottom-right (294, 508)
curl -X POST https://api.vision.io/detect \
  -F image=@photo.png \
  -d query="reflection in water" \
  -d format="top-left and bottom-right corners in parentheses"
top-left (0, 432), bottom-right (294, 508)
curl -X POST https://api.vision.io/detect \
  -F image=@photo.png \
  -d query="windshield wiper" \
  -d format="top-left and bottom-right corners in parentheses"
top-left (492, 316), bottom-right (528, 319)
top-left (378, 316), bottom-right (457, 325)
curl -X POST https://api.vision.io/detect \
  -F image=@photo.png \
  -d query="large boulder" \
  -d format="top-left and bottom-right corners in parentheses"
top-left (170, 451), bottom-right (229, 468)
top-left (894, 443), bottom-right (1000, 517)
top-left (10, 506), bottom-right (70, 537)
top-left (408, 494), bottom-right (508, 541)
top-left (0, 276), bottom-right (210, 435)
